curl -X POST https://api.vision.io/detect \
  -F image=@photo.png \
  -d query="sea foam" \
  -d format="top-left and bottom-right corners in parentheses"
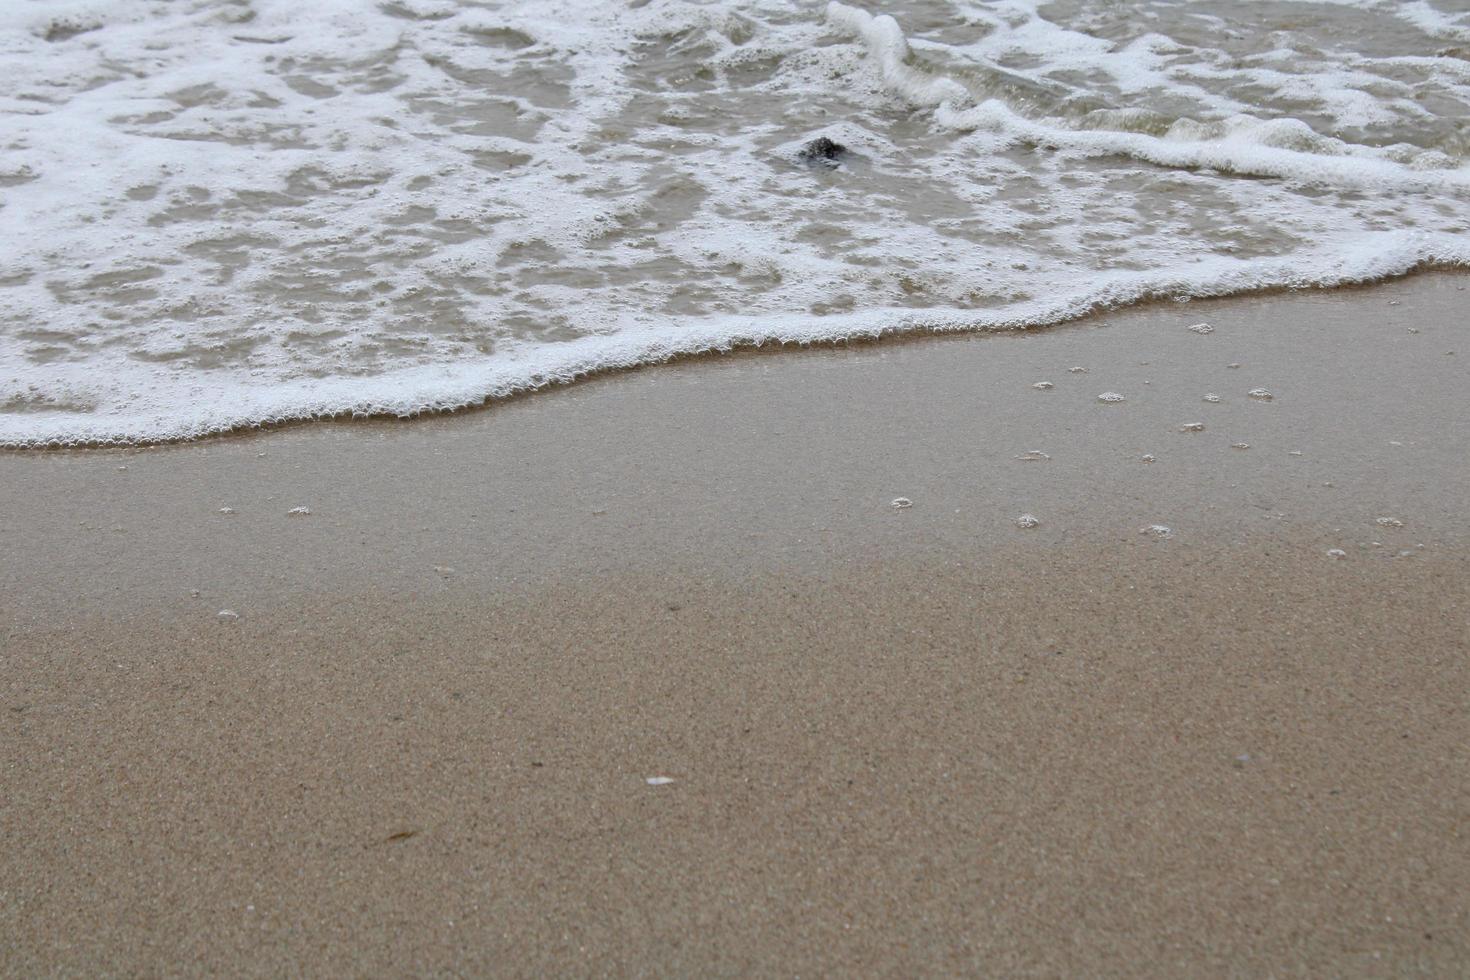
top-left (2, 0), bottom-right (1467, 445)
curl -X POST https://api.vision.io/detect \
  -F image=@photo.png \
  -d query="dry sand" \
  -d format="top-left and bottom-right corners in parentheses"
top-left (2, 273), bottom-right (1469, 976)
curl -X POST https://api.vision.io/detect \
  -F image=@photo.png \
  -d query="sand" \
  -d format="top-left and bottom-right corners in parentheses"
top-left (2, 273), bottom-right (1468, 976)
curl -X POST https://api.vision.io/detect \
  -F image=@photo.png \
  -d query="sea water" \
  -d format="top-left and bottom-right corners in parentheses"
top-left (2, 0), bottom-right (1467, 445)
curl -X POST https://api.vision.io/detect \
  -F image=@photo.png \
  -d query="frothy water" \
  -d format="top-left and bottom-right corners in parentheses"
top-left (3, 0), bottom-right (1469, 445)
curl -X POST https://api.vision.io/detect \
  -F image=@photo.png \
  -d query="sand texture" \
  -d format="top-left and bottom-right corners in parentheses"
top-left (2, 274), bottom-right (1469, 976)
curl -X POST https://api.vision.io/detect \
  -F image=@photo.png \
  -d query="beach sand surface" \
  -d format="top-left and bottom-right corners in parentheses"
top-left (3, 274), bottom-right (1468, 976)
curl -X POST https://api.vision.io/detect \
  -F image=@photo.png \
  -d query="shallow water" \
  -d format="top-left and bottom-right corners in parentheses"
top-left (2, 0), bottom-right (1467, 445)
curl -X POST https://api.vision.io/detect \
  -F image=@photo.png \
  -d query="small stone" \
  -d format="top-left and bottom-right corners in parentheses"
top-left (217, 610), bottom-right (240, 622)
top-left (1187, 322), bottom-right (1214, 334)
top-left (1202, 394), bottom-right (1221, 403)
top-left (1069, 366), bottom-right (1087, 374)
top-left (1141, 454), bottom-right (1157, 463)
top-left (1141, 524), bottom-right (1173, 538)
top-left (1227, 362), bottom-right (1241, 369)
top-left (1375, 517), bottom-right (1404, 528)
top-left (1231, 442), bottom-right (1250, 450)
top-left (1326, 548), bottom-right (1347, 559)
top-left (1014, 514), bottom-right (1041, 529)
top-left (1247, 387), bottom-right (1273, 400)
top-left (645, 776), bottom-right (675, 786)
top-left (287, 506), bottom-right (311, 516)
top-left (1031, 381), bottom-right (1054, 390)
top-left (890, 497), bottom-right (912, 509)
top-left (218, 507), bottom-right (235, 515)
top-left (1015, 450), bottom-right (1050, 462)
top-left (1097, 391), bottom-right (1125, 403)
top-left (798, 137), bottom-right (847, 169)
top-left (1180, 422), bottom-right (1205, 432)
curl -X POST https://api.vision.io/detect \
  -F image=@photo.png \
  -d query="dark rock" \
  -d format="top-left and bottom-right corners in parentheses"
top-left (799, 136), bottom-right (847, 167)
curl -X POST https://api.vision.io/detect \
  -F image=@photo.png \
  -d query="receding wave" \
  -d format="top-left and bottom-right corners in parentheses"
top-left (3, 0), bottom-right (1468, 446)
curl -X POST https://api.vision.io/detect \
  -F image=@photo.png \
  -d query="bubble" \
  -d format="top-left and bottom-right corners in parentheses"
top-left (1097, 391), bottom-right (1125, 403)
top-left (1231, 442), bottom-right (1250, 449)
top-left (1031, 381), bottom-right (1054, 390)
top-left (1015, 450), bottom-right (1051, 462)
top-left (891, 497), bottom-right (912, 509)
top-left (217, 609), bottom-right (240, 622)
top-left (1180, 422), bottom-right (1205, 432)
top-left (1141, 524), bottom-right (1173, 539)
top-left (1203, 394), bottom-right (1221, 403)
top-left (1248, 388), bottom-right (1273, 400)
top-left (1141, 454), bottom-right (1157, 463)
top-left (1375, 517), bottom-right (1403, 528)
top-left (1015, 514), bottom-right (1041, 529)
top-left (1187, 322), bottom-right (1214, 334)
top-left (287, 506), bottom-right (311, 516)
top-left (1326, 548), bottom-right (1347, 559)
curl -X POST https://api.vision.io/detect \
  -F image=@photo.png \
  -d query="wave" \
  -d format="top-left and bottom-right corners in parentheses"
top-left (3, 0), bottom-right (1469, 446)
top-left (6, 228), bottom-right (1464, 447)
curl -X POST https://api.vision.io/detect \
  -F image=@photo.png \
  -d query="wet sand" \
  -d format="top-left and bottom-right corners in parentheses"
top-left (3, 273), bottom-right (1469, 975)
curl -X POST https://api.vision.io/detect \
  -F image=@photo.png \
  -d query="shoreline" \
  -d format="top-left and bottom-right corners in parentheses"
top-left (4, 265), bottom-right (1467, 451)
top-left (3, 273), bottom-right (1468, 974)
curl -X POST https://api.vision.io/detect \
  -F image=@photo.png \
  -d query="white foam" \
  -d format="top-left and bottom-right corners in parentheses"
top-left (2, 0), bottom-right (1468, 446)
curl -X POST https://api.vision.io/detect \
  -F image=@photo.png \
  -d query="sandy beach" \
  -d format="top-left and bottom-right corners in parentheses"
top-left (3, 273), bottom-right (1468, 975)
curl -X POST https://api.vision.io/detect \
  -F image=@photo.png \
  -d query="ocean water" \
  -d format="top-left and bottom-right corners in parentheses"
top-left (2, 0), bottom-right (1467, 446)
